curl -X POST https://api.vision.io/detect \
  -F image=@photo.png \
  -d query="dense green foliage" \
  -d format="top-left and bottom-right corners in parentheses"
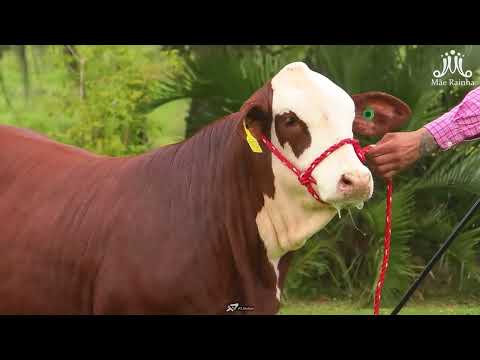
top-left (2, 45), bottom-right (480, 306)
top-left (0, 45), bottom-right (186, 155)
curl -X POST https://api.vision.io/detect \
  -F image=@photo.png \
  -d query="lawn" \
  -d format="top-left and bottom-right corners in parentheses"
top-left (279, 300), bottom-right (480, 315)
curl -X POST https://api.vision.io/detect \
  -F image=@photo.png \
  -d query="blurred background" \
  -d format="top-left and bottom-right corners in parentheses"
top-left (2, 45), bottom-right (480, 314)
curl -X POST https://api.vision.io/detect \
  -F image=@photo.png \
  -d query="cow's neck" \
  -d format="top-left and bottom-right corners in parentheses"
top-left (254, 157), bottom-right (337, 299)
top-left (224, 116), bottom-right (337, 302)
top-left (256, 164), bottom-right (338, 260)
top-left (152, 113), bottom-right (337, 309)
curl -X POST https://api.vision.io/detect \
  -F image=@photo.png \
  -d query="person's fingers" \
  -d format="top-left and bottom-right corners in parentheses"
top-left (368, 153), bottom-right (400, 167)
top-left (383, 170), bottom-right (396, 180)
top-left (365, 140), bottom-right (397, 158)
top-left (376, 163), bottom-right (398, 176)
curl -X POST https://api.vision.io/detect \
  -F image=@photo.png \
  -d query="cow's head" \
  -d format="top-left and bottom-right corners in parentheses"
top-left (242, 62), bottom-right (411, 211)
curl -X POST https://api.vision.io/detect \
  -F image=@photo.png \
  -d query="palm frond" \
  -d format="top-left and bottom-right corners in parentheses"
top-left (447, 227), bottom-right (480, 286)
top-left (412, 144), bottom-right (480, 195)
top-left (358, 186), bottom-right (418, 304)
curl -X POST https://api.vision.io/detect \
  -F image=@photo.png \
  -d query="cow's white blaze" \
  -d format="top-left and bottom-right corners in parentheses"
top-left (270, 62), bottom-right (373, 206)
top-left (256, 62), bottom-right (374, 300)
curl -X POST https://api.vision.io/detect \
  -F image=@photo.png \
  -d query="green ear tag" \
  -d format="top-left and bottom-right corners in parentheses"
top-left (243, 122), bottom-right (263, 153)
top-left (363, 106), bottom-right (375, 120)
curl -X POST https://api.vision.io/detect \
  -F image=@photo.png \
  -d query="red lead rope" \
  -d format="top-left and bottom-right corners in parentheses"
top-left (374, 179), bottom-right (393, 315)
top-left (260, 135), bottom-right (392, 315)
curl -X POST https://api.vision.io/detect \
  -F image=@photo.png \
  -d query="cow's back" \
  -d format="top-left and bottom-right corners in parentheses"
top-left (0, 120), bottom-right (279, 315)
top-left (0, 125), bottom-right (126, 314)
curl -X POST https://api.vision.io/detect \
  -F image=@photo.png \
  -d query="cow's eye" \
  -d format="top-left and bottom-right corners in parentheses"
top-left (363, 107), bottom-right (375, 120)
top-left (285, 115), bottom-right (298, 126)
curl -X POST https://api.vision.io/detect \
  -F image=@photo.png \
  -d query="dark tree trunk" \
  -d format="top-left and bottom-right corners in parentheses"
top-left (63, 45), bottom-right (86, 100)
top-left (15, 45), bottom-right (29, 102)
top-left (185, 46), bottom-right (224, 138)
top-left (0, 70), bottom-right (12, 109)
top-left (64, 45), bottom-right (79, 73)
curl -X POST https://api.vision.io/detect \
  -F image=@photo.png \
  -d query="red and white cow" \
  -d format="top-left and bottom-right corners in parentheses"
top-left (0, 62), bottom-right (411, 314)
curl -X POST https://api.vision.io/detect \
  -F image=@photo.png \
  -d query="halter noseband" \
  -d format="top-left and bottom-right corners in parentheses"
top-left (259, 135), bottom-right (371, 204)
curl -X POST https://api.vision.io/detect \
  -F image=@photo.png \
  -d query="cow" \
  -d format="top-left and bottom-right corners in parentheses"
top-left (0, 62), bottom-right (411, 315)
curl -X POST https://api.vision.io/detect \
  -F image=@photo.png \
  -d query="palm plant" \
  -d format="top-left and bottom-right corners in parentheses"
top-left (140, 46), bottom-right (309, 136)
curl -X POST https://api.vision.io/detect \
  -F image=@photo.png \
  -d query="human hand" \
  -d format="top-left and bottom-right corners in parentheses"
top-left (365, 128), bottom-right (439, 180)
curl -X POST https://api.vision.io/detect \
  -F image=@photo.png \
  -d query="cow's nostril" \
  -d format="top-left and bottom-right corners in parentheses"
top-left (340, 174), bottom-right (353, 187)
top-left (338, 172), bottom-right (372, 198)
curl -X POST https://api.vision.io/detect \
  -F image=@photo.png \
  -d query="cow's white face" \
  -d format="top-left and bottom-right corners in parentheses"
top-left (250, 63), bottom-right (411, 299)
top-left (270, 62), bottom-right (373, 210)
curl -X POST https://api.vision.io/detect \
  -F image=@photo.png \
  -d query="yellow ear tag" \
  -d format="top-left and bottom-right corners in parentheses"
top-left (243, 122), bottom-right (263, 153)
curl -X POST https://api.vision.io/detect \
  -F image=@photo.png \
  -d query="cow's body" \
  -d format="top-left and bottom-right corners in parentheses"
top-left (0, 62), bottom-right (410, 315)
top-left (0, 113), bottom-right (290, 314)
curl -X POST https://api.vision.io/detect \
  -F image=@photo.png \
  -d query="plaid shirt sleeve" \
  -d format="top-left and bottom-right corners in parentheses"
top-left (424, 86), bottom-right (480, 150)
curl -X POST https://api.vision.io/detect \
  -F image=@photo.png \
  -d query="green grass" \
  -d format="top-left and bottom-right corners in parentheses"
top-left (279, 300), bottom-right (480, 315)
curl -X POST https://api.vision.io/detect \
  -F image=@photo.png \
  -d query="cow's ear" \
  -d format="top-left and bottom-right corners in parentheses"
top-left (243, 106), bottom-right (271, 139)
top-left (240, 82), bottom-right (273, 139)
top-left (352, 91), bottom-right (412, 137)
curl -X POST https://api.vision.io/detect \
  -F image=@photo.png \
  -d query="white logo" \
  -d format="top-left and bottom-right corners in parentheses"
top-left (226, 303), bottom-right (239, 312)
top-left (433, 50), bottom-right (472, 78)
top-left (225, 302), bottom-right (254, 312)
top-left (432, 50), bottom-right (476, 86)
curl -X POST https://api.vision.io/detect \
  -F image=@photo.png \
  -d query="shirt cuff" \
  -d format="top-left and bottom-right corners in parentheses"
top-left (424, 109), bottom-right (465, 150)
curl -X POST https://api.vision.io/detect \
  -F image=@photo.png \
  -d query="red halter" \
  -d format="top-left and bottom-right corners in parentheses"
top-left (260, 134), bottom-right (393, 315)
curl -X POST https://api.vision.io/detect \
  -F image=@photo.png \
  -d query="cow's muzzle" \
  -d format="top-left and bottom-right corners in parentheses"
top-left (337, 170), bottom-right (373, 201)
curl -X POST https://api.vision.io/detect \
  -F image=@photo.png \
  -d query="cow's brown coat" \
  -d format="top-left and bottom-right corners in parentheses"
top-left (0, 78), bottom-right (412, 314)
top-left (0, 82), bottom-right (294, 314)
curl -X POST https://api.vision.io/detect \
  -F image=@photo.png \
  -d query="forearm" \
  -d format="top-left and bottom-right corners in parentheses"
top-left (424, 87), bottom-right (480, 150)
top-left (418, 128), bottom-right (440, 157)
